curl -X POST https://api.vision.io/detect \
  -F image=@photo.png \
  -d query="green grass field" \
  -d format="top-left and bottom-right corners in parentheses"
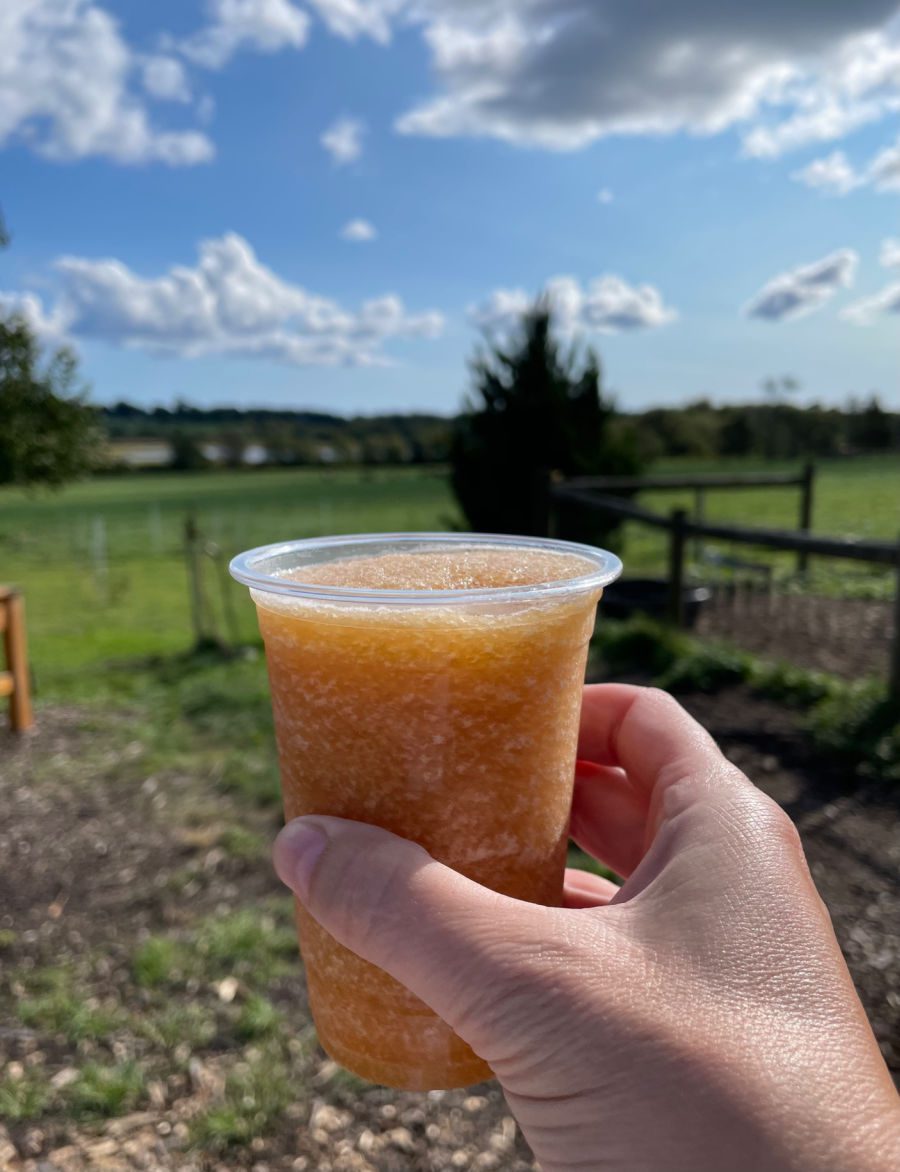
top-left (627, 454), bottom-right (899, 591)
top-left (0, 465), bottom-right (460, 684)
top-left (1, 455), bottom-right (897, 687)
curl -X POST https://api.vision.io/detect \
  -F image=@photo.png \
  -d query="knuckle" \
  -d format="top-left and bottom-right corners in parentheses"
top-left (459, 929), bottom-right (607, 1072)
top-left (732, 789), bottom-right (806, 869)
top-left (642, 685), bottom-right (677, 706)
top-left (313, 835), bottom-right (418, 957)
top-left (751, 791), bottom-right (801, 845)
top-left (445, 917), bottom-right (582, 1036)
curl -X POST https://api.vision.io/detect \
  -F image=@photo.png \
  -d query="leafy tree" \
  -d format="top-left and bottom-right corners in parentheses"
top-left (0, 315), bottom-right (100, 487)
top-left (451, 305), bottom-right (640, 537)
top-left (169, 430), bottom-right (209, 471)
top-left (0, 209), bottom-right (99, 487)
top-left (219, 430), bottom-right (246, 468)
top-left (850, 396), bottom-right (894, 452)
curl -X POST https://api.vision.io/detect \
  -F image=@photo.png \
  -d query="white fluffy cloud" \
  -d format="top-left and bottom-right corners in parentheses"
top-left (61, 233), bottom-right (444, 361)
top-left (840, 234), bottom-right (900, 323)
top-left (880, 237), bottom-right (900, 267)
top-left (841, 282), bottom-right (900, 324)
top-left (178, 0), bottom-right (310, 69)
top-left (867, 136), bottom-right (900, 192)
top-left (2, 234), bottom-right (443, 366)
top-left (471, 275), bottom-right (677, 336)
top-left (304, 0), bottom-right (403, 43)
top-left (181, 0), bottom-right (402, 52)
top-left (392, 3), bottom-right (900, 154)
top-left (791, 151), bottom-right (861, 195)
top-left (744, 249), bottom-right (858, 321)
top-left (6, 0), bottom-right (900, 174)
top-left (321, 116), bottom-right (365, 163)
top-left (0, 291), bottom-right (71, 347)
top-left (0, 0), bottom-right (213, 165)
top-left (7, 2), bottom-right (900, 169)
top-left (791, 134), bottom-right (900, 197)
top-left (738, 28), bottom-right (900, 158)
top-left (141, 56), bottom-right (191, 103)
top-left (340, 219), bottom-right (377, 241)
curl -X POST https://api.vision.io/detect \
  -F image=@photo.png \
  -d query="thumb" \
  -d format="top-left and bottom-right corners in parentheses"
top-left (272, 815), bottom-right (559, 1048)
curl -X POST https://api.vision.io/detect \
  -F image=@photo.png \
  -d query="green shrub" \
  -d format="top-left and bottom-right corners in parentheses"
top-left (806, 683), bottom-right (900, 780)
top-left (750, 661), bottom-right (841, 707)
top-left (591, 615), bottom-right (900, 782)
top-left (594, 617), bottom-right (689, 676)
top-left (656, 644), bottom-right (750, 692)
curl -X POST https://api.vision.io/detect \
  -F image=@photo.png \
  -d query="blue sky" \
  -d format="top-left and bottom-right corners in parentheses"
top-left (1, 1), bottom-right (899, 415)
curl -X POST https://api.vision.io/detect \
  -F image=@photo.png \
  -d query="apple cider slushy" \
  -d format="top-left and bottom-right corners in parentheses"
top-left (230, 534), bottom-right (622, 1090)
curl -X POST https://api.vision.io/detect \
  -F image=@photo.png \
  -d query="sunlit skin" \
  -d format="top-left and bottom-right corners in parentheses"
top-left (275, 686), bottom-right (900, 1172)
top-left (254, 547), bottom-right (601, 1088)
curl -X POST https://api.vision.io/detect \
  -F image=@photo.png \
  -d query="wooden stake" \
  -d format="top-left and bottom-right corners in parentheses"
top-left (2, 589), bottom-right (34, 732)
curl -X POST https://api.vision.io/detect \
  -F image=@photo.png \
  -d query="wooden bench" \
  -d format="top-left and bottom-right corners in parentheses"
top-left (1, 586), bottom-right (34, 732)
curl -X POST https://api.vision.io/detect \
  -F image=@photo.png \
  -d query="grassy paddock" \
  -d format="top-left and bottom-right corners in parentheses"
top-left (0, 465), bottom-right (459, 683)
top-left (624, 454), bottom-right (899, 591)
top-left (1, 455), bottom-right (896, 686)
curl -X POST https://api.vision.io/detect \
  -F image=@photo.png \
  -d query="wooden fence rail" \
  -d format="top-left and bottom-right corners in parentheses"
top-left (1, 586), bottom-right (34, 733)
top-left (565, 463), bottom-right (815, 573)
top-left (552, 485), bottom-right (897, 565)
top-left (551, 483), bottom-right (900, 700)
top-left (566, 468), bottom-right (812, 492)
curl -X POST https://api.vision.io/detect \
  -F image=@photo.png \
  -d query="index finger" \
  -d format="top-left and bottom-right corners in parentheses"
top-left (577, 684), bottom-right (735, 800)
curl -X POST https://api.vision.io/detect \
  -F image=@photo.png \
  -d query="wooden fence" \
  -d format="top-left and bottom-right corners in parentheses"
top-left (565, 464), bottom-right (815, 572)
top-left (552, 476), bottom-right (900, 699)
top-left (183, 515), bottom-right (241, 651)
top-left (1, 586), bottom-right (34, 733)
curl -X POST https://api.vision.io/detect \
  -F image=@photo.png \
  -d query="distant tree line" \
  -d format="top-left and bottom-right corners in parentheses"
top-left (100, 393), bottom-right (899, 473)
top-left (618, 396), bottom-right (898, 462)
top-left (102, 401), bottom-right (453, 467)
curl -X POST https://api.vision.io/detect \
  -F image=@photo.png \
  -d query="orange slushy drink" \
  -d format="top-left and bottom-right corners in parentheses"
top-left (230, 534), bottom-right (621, 1091)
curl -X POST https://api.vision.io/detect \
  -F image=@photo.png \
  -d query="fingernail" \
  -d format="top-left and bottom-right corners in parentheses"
top-left (274, 819), bottom-right (328, 901)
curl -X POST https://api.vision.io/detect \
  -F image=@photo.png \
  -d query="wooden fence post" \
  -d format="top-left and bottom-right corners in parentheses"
top-left (668, 508), bottom-right (688, 627)
top-left (797, 462), bottom-right (815, 574)
top-left (91, 515), bottom-right (109, 603)
top-left (890, 534), bottom-right (900, 706)
top-left (692, 487), bottom-right (705, 563)
top-left (184, 515), bottom-right (208, 647)
top-left (210, 542), bottom-right (240, 648)
top-left (2, 589), bottom-right (34, 732)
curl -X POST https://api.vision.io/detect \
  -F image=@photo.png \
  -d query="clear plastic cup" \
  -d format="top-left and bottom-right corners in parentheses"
top-left (230, 533), bottom-right (622, 1090)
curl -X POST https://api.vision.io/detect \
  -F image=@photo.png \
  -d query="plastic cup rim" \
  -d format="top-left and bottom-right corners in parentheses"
top-left (229, 531), bottom-right (623, 607)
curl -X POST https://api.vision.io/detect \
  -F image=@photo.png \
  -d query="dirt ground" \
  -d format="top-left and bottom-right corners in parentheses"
top-left (1, 688), bottom-right (898, 1171)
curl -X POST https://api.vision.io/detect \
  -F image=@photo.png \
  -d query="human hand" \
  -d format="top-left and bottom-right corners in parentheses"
top-left (273, 685), bottom-right (900, 1172)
